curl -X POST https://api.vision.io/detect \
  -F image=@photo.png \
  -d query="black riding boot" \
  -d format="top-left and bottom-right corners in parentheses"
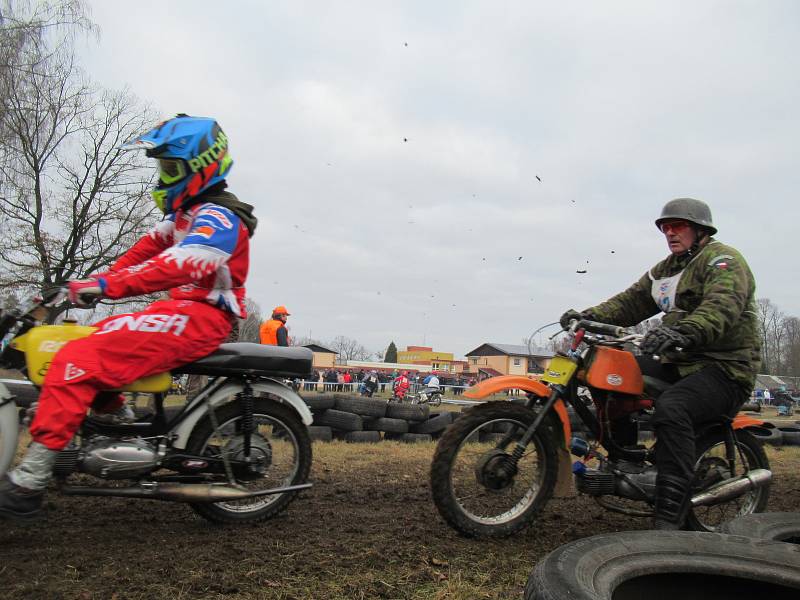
top-left (653, 474), bottom-right (691, 530)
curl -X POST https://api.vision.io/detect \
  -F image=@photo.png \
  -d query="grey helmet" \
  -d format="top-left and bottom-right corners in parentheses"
top-left (655, 197), bottom-right (717, 235)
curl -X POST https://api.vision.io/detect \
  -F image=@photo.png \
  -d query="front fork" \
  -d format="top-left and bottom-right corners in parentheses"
top-left (507, 387), bottom-right (564, 465)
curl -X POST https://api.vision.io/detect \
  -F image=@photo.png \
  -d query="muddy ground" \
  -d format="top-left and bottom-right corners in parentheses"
top-left (1, 441), bottom-right (798, 600)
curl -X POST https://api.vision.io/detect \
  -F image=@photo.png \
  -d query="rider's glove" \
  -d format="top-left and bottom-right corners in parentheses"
top-left (640, 326), bottom-right (692, 355)
top-left (559, 309), bottom-right (595, 330)
top-left (67, 278), bottom-right (105, 307)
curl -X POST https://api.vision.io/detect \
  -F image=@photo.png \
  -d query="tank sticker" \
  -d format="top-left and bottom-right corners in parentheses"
top-left (606, 374), bottom-right (623, 386)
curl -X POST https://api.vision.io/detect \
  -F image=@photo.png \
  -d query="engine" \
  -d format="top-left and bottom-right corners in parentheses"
top-left (75, 436), bottom-right (159, 479)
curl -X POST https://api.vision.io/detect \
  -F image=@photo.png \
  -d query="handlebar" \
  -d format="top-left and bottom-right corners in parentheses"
top-left (571, 319), bottom-right (626, 338)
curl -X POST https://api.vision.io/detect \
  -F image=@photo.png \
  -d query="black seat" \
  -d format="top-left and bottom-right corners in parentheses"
top-left (642, 375), bottom-right (672, 398)
top-left (174, 343), bottom-right (312, 379)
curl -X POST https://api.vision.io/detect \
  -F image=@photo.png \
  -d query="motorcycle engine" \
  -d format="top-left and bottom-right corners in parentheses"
top-left (77, 436), bottom-right (159, 479)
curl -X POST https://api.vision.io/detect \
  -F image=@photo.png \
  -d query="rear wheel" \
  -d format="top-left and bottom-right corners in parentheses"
top-left (186, 398), bottom-right (312, 524)
top-left (686, 429), bottom-right (770, 532)
top-left (430, 402), bottom-right (559, 538)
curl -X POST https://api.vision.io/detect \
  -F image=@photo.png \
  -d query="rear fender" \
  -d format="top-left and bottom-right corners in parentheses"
top-left (696, 414), bottom-right (766, 441)
top-left (171, 379), bottom-right (313, 450)
top-left (732, 414), bottom-right (765, 429)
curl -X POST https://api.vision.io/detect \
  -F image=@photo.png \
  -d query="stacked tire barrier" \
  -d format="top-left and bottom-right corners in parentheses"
top-left (747, 422), bottom-right (800, 447)
top-left (302, 394), bottom-right (454, 443)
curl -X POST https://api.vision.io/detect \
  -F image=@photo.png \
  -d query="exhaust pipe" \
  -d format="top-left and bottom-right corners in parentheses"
top-left (691, 468), bottom-right (771, 508)
top-left (60, 481), bottom-right (312, 502)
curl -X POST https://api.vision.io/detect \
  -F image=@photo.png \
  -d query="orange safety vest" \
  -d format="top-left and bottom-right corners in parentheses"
top-left (259, 319), bottom-right (286, 345)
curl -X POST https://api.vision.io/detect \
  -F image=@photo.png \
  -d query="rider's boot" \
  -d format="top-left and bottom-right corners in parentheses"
top-left (0, 441), bottom-right (57, 520)
top-left (653, 473), bottom-right (691, 530)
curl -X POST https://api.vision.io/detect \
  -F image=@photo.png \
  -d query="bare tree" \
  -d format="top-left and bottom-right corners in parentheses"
top-left (1, 1), bottom-right (96, 141)
top-left (328, 335), bottom-right (372, 361)
top-left (237, 298), bottom-right (263, 343)
top-left (756, 298), bottom-right (784, 374)
top-left (0, 1), bottom-right (159, 318)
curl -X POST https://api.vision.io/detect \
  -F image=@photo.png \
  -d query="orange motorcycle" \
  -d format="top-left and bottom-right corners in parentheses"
top-left (430, 319), bottom-right (771, 538)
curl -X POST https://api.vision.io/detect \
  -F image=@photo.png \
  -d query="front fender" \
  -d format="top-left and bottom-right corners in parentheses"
top-left (0, 384), bottom-right (19, 476)
top-left (171, 379), bottom-right (313, 450)
top-left (464, 375), bottom-right (550, 400)
top-left (464, 375), bottom-right (570, 444)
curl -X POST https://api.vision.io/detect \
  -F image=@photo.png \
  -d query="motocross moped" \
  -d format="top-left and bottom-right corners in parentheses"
top-left (0, 288), bottom-right (314, 523)
top-left (430, 319), bottom-right (771, 537)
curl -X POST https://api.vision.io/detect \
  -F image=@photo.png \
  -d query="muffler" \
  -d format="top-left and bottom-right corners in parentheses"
top-left (691, 468), bottom-right (771, 508)
top-left (59, 481), bottom-right (312, 502)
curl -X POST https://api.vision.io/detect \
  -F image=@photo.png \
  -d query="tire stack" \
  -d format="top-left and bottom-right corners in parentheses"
top-left (301, 394), bottom-right (454, 443)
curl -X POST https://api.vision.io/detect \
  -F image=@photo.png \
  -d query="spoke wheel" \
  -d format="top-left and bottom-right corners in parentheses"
top-left (185, 397), bottom-right (312, 524)
top-left (686, 429), bottom-right (770, 532)
top-left (430, 402), bottom-right (559, 538)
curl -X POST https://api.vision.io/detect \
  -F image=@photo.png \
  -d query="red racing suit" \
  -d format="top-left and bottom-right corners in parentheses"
top-left (30, 197), bottom-right (251, 450)
top-left (393, 375), bottom-right (410, 400)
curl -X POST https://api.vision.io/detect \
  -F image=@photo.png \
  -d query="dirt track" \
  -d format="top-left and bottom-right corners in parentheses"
top-left (1, 441), bottom-right (798, 600)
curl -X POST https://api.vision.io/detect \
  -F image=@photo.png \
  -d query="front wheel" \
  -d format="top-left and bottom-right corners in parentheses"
top-left (430, 402), bottom-right (559, 538)
top-left (185, 397), bottom-right (312, 524)
top-left (686, 429), bottom-right (770, 532)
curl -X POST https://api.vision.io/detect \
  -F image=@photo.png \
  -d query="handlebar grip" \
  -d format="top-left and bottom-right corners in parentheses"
top-left (577, 319), bottom-right (625, 338)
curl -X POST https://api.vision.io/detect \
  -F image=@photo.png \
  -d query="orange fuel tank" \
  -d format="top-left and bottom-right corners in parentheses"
top-left (584, 346), bottom-right (644, 395)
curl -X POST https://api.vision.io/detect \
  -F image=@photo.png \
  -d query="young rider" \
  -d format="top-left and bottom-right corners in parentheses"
top-left (560, 198), bottom-right (759, 530)
top-left (0, 114), bottom-right (257, 520)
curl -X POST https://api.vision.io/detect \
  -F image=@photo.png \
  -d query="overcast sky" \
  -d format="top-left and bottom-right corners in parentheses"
top-left (81, 1), bottom-right (798, 358)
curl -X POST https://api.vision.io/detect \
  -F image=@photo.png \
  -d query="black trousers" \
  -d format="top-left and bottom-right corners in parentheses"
top-left (639, 357), bottom-right (748, 481)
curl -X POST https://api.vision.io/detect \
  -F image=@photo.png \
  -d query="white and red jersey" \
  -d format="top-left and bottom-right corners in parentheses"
top-left (99, 202), bottom-right (249, 317)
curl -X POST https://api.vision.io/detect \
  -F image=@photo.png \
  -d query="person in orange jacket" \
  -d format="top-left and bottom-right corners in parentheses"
top-left (260, 306), bottom-right (290, 346)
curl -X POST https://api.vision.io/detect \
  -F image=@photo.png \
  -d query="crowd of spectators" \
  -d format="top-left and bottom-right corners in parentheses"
top-left (300, 369), bottom-right (476, 395)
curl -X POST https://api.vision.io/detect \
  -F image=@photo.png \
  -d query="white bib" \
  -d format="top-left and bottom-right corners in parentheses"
top-left (650, 270), bottom-right (684, 314)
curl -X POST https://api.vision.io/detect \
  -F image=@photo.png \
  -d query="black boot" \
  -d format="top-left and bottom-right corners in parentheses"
top-left (653, 474), bottom-right (690, 530)
top-left (0, 475), bottom-right (45, 521)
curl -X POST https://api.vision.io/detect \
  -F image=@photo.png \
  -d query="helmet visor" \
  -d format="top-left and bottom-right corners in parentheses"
top-left (158, 158), bottom-right (187, 185)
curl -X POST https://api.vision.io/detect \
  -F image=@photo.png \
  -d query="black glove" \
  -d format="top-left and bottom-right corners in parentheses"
top-left (559, 309), bottom-right (594, 330)
top-left (640, 326), bottom-right (692, 355)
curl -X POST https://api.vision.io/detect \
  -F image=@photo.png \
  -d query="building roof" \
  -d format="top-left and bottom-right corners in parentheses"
top-left (303, 343), bottom-right (338, 354)
top-left (465, 343), bottom-right (554, 358)
top-left (755, 374), bottom-right (787, 389)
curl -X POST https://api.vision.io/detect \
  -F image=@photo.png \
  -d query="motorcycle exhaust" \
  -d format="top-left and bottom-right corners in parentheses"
top-left (59, 481), bottom-right (312, 503)
top-left (690, 468), bottom-right (771, 508)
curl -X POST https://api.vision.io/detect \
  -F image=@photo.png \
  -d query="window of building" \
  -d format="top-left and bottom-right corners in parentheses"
top-left (513, 358), bottom-right (521, 366)
top-left (470, 358), bottom-right (478, 365)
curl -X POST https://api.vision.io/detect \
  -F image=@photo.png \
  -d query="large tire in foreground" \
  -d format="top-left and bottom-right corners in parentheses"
top-left (185, 398), bottom-right (312, 524)
top-left (686, 429), bottom-right (770, 532)
top-left (430, 402), bottom-right (559, 538)
top-left (524, 530), bottom-right (800, 600)
top-left (720, 512), bottom-right (800, 543)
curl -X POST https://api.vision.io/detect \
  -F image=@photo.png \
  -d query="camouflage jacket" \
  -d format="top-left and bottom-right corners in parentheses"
top-left (585, 239), bottom-right (760, 391)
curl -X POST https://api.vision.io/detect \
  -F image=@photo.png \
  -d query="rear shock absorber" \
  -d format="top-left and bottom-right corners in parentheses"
top-left (238, 379), bottom-right (255, 461)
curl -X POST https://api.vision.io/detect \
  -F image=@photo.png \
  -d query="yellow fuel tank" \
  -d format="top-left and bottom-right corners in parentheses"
top-left (11, 324), bottom-right (172, 392)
